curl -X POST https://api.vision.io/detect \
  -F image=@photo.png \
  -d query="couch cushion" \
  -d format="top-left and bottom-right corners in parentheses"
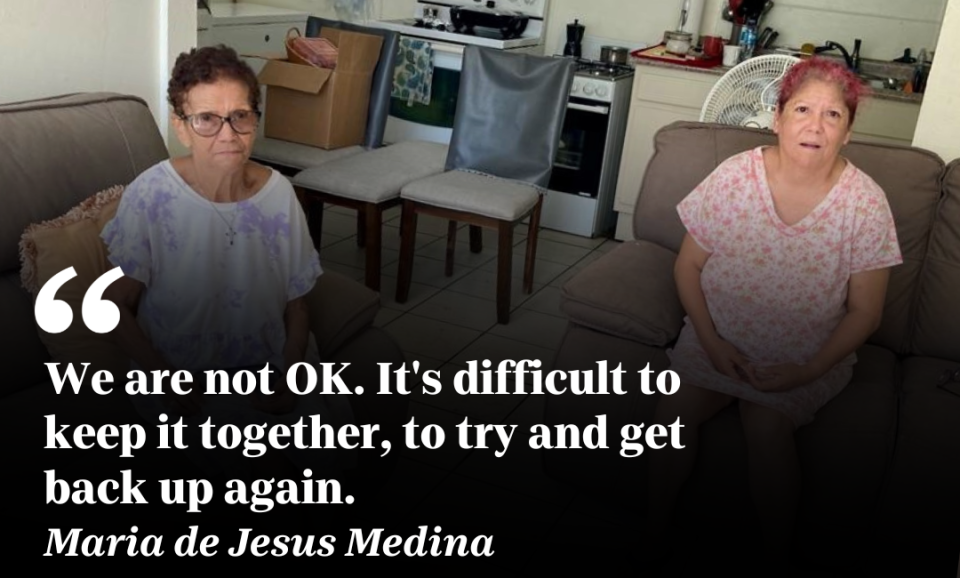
top-left (911, 159), bottom-right (960, 359)
top-left (634, 121), bottom-right (944, 355)
top-left (0, 273), bottom-right (50, 396)
top-left (560, 240), bottom-right (683, 346)
top-left (874, 356), bottom-right (960, 556)
top-left (293, 141), bottom-right (448, 203)
top-left (543, 323), bottom-right (673, 492)
top-left (20, 185), bottom-right (123, 292)
top-left (17, 186), bottom-right (128, 373)
top-left (307, 270), bottom-right (380, 358)
top-left (0, 93), bottom-right (166, 275)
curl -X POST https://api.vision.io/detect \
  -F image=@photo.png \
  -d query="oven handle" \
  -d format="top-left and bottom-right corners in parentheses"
top-left (401, 35), bottom-right (465, 56)
top-left (432, 42), bottom-right (465, 55)
top-left (567, 102), bottom-right (610, 115)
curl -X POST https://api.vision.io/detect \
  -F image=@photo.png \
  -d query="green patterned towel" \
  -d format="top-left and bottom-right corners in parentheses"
top-left (392, 37), bottom-right (434, 106)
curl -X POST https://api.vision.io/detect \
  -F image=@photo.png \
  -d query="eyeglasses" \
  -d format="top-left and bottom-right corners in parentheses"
top-left (936, 367), bottom-right (960, 399)
top-left (178, 110), bottom-right (261, 137)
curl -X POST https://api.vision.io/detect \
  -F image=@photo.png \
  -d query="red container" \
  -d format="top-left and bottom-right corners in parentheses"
top-left (702, 35), bottom-right (724, 58)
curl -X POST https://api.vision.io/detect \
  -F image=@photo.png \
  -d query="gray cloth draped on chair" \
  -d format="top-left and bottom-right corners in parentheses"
top-left (444, 46), bottom-right (573, 188)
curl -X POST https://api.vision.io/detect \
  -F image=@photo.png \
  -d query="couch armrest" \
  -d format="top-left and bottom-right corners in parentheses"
top-left (560, 240), bottom-right (684, 346)
top-left (305, 270), bottom-right (380, 358)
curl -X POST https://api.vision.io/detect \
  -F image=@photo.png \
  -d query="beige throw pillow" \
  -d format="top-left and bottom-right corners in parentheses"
top-left (18, 185), bottom-right (126, 371)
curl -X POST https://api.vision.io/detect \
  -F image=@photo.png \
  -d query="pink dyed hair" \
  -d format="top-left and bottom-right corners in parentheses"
top-left (777, 57), bottom-right (870, 124)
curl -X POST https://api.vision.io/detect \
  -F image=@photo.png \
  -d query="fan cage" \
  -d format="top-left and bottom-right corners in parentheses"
top-left (699, 55), bottom-right (801, 127)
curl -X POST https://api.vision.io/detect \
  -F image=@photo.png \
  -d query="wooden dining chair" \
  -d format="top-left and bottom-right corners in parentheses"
top-left (394, 46), bottom-right (575, 323)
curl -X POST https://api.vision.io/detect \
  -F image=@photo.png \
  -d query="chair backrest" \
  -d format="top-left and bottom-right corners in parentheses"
top-left (445, 46), bottom-right (575, 189)
top-left (305, 16), bottom-right (399, 149)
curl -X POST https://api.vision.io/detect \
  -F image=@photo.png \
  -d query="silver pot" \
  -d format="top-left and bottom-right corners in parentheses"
top-left (664, 30), bottom-right (692, 56)
top-left (600, 45), bottom-right (629, 65)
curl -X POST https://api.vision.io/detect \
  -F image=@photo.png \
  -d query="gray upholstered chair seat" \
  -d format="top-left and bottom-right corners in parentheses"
top-left (252, 138), bottom-right (364, 171)
top-left (400, 170), bottom-right (541, 221)
top-left (292, 141), bottom-right (448, 203)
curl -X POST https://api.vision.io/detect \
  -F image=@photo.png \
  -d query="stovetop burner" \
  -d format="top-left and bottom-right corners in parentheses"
top-left (410, 18), bottom-right (451, 32)
top-left (571, 58), bottom-right (634, 80)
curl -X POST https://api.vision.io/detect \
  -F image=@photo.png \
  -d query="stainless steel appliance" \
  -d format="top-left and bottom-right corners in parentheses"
top-left (541, 59), bottom-right (634, 238)
top-left (368, 0), bottom-right (550, 144)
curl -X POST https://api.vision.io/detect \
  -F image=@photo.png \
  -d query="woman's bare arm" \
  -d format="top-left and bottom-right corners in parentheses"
top-left (105, 276), bottom-right (201, 413)
top-left (105, 276), bottom-right (171, 373)
top-left (253, 296), bottom-right (309, 414)
top-left (675, 233), bottom-right (754, 381)
top-left (281, 296), bottom-right (309, 371)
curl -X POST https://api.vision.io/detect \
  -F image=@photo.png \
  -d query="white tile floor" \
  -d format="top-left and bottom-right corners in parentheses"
top-left (317, 203), bottom-right (620, 370)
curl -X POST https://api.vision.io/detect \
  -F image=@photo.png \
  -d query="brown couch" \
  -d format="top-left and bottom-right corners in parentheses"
top-left (545, 121), bottom-right (959, 574)
top-left (0, 93), bottom-right (408, 553)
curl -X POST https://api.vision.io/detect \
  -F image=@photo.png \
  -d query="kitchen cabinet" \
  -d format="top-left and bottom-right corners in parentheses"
top-left (198, 2), bottom-right (309, 74)
top-left (613, 61), bottom-right (922, 241)
top-left (613, 64), bottom-right (718, 240)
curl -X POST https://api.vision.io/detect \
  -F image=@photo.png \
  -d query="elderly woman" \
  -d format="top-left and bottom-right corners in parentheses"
top-left (102, 45), bottom-right (345, 480)
top-left (646, 58), bottom-right (902, 565)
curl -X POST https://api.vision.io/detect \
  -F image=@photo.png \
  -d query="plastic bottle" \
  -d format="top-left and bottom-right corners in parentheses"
top-left (738, 18), bottom-right (758, 63)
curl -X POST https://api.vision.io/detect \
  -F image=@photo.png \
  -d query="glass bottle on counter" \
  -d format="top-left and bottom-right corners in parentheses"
top-left (738, 18), bottom-right (758, 63)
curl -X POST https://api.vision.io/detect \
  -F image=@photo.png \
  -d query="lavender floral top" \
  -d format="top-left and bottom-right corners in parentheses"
top-left (101, 160), bottom-right (321, 372)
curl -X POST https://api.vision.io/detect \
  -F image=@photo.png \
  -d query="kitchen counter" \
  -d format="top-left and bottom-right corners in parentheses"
top-left (629, 56), bottom-right (924, 105)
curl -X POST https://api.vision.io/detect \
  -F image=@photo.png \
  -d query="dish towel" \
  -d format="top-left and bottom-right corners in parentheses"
top-left (392, 37), bottom-right (434, 106)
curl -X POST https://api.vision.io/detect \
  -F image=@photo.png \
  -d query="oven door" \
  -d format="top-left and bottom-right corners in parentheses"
top-left (548, 97), bottom-right (611, 198)
top-left (384, 37), bottom-right (464, 145)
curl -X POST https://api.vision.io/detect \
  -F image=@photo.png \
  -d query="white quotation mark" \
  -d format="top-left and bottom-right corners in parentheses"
top-left (35, 266), bottom-right (124, 334)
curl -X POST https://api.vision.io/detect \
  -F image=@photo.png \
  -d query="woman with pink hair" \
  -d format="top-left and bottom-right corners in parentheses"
top-left (646, 57), bottom-right (902, 569)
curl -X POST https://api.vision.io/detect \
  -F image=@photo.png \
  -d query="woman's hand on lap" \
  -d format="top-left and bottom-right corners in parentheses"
top-left (703, 335), bottom-right (758, 385)
top-left (253, 379), bottom-right (297, 415)
top-left (753, 363), bottom-right (820, 392)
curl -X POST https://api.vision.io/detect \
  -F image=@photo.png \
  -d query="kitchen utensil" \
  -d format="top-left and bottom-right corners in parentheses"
top-left (760, 0), bottom-right (774, 19)
top-left (723, 44), bottom-right (742, 66)
top-left (728, 0), bottom-right (745, 24)
top-left (702, 35), bottom-right (725, 59)
top-left (678, 0), bottom-right (690, 31)
top-left (600, 45), bottom-right (630, 65)
top-left (893, 48), bottom-right (916, 63)
top-left (757, 27), bottom-right (773, 50)
top-left (563, 19), bottom-right (585, 57)
top-left (762, 30), bottom-right (778, 49)
top-left (665, 31), bottom-right (693, 56)
top-left (450, 5), bottom-right (530, 39)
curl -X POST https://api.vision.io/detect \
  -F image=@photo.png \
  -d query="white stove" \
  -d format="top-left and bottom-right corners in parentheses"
top-left (541, 57), bottom-right (635, 237)
top-left (371, 0), bottom-right (549, 52)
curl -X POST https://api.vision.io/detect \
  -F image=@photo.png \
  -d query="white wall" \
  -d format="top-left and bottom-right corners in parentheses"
top-left (0, 0), bottom-right (196, 150)
top-left (913, 0), bottom-right (960, 160)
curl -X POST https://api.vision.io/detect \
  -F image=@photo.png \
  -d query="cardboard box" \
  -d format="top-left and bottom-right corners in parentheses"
top-left (257, 28), bottom-right (383, 149)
